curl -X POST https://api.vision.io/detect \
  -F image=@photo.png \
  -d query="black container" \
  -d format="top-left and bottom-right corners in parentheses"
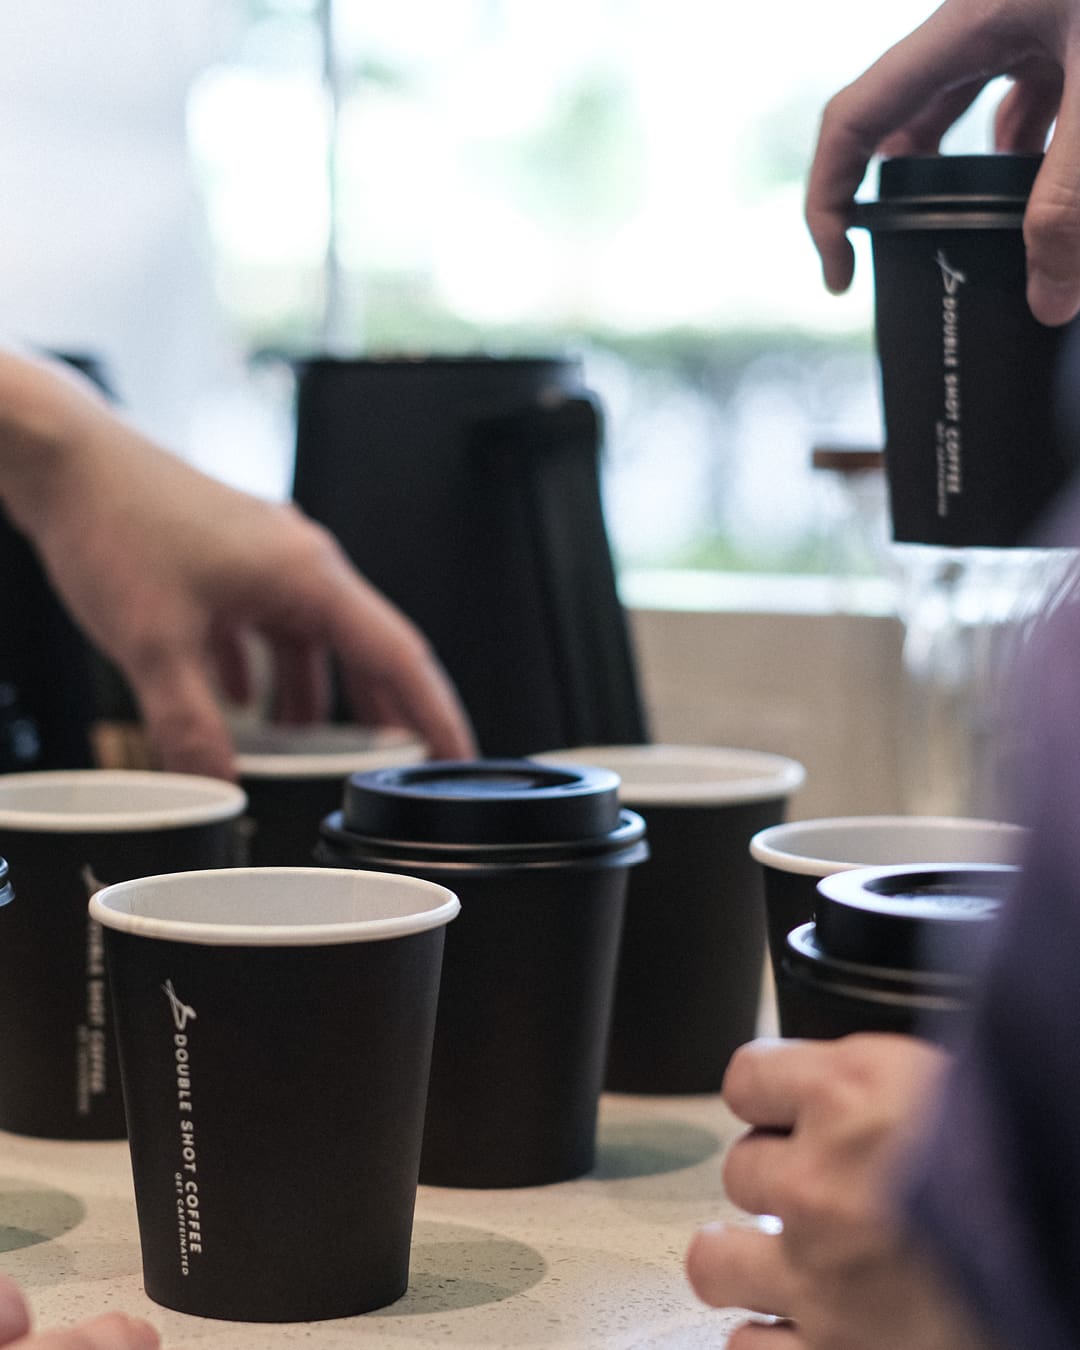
top-left (534, 745), bottom-right (804, 1093)
top-left (781, 862), bottom-right (1016, 1042)
top-left (291, 355), bottom-right (647, 756)
top-left (0, 771), bottom-right (246, 1140)
top-left (234, 724), bottom-right (422, 867)
top-left (92, 867), bottom-right (458, 1322)
top-left (855, 154), bottom-right (1078, 546)
top-left (317, 759), bottom-right (648, 1187)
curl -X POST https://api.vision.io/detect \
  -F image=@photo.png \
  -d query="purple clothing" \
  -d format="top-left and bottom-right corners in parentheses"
top-left (904, 497), bottom-right (1080, 1348)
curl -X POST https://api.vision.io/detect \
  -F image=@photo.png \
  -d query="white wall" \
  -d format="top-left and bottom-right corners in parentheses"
top-left (628, 604), bottom-right (906, 820)
top-left (0, 3), bottom-right (241, 455)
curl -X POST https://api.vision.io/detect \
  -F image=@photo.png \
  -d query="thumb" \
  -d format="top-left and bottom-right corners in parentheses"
top-left (1024, 71), bottom-right (1080, 325)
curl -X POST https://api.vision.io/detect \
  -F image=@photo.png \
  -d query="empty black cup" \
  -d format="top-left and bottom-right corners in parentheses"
top-left (0, 771), bottom-right (246, 1140)
top-left (781, 862), bottom-right (1016, 1043)
top-left (534, 745), bottom-right (805, 1093)
top-left (317, 759), bottom-right (648, 1187)
top-left (91, 867), bottom-right (458, 1321)
top-left (855, 153), bottom-right (1078, 545)
top-left (233, 723), bottom-right (423, 867)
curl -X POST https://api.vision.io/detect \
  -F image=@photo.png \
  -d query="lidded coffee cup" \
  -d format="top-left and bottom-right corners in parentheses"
top-left (855, 153), bottom-right (1077, 546)
top-left (317, 758), bottom-right (648, 1187)
top-left (781, 862), bottom-right (1016, 1043)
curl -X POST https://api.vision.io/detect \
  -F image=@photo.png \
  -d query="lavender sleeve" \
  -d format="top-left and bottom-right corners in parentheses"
top-left (903, 545), bottom-right (1080, 1349)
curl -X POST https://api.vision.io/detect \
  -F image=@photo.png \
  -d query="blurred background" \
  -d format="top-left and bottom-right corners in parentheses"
top-left (0, 0), bottom-right (1003, 587)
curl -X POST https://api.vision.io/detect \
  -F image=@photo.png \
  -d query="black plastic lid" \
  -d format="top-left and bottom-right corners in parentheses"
top-left (814, 863), bottom-right (1016, 971)
top-left (341, 759), bottom-right (624, 847)
top-left (854, 153), bottom-right (1042, 231)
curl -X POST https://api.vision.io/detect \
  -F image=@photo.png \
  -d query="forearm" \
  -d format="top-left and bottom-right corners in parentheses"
top-left (0, 347), bottom-right (117, 535)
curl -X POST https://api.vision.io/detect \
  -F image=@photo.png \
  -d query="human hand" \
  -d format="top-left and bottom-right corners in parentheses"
top-left (0, 351), bottom-right (476, 778)
top-left (685, 1035), bottom-right (996, 1350)
top-left (0, 1276), bottom-right (157, 1350)
top-left (806, 0), bottom-right (1080, 325)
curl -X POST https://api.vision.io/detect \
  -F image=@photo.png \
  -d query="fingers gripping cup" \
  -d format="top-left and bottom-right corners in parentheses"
top-left (317, 760), bottom-right (648, 1188)
top-left (782, 863), bottom-right (1016, 1043)
top-left (91, 867), bottom-right (459, 1322)
top-left (0, 771), bottom-right (246, 1139)
top-left (856, 153), bottom-right (1078, 546)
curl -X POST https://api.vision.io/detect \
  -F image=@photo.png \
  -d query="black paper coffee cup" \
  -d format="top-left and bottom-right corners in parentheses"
top-left (233, 723), bottom-right (423, 866)
top-left (780, 862), bottom-right (1016, 1042)
top-left (317, 759), bottom-right (648, 1188)
top-left (91, 866), bottom-right (459, 1322)
top-left (750, 815), bottom-right (1024, 1036)
top-left (855, 154), bottom-right (1078, 545)
top-left (0, 771), bottom-right (246, 1139)
top-left (534, 745), bottom-right (804, 1093)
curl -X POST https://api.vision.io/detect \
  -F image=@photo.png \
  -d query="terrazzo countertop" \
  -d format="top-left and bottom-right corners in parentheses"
top-left (1, 1093), bottom-right (754, 1348)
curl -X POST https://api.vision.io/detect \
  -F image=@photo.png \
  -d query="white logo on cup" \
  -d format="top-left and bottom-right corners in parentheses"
top-left (163, 981), bottom-right (197, 1031)
top-left (935, 250), bottom-right (967, 294)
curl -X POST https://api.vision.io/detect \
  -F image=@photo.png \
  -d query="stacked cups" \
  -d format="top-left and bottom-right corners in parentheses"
top-left (751, 815), bottom-right (1025, 1035)
top-left (780, 861), bottom-right (1016, 1042)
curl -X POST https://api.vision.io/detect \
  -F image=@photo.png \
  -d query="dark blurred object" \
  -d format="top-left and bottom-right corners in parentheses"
top-left (0, 682), bottom-right (41, 772)
top-left (0, 501), bottom-right (96, 768)
top-left (0, 351), bottom-right (129, 770)
top-left (291, 355), bottom-right (648, 757)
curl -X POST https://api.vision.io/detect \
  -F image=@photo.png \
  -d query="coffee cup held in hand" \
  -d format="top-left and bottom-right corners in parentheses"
top-left (855, 153), bottom-right (1079, 546)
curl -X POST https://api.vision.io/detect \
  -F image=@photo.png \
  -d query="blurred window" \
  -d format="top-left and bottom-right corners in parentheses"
top-left (2, 2), bottom-right (1005, 581)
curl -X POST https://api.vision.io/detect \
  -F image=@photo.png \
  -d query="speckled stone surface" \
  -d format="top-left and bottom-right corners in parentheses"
top-left (0, 1093), bottom-right (757, 1347)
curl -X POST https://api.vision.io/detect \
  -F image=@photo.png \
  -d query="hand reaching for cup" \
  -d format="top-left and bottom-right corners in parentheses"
top-left (0, 1277), bottom-right (157, 1350)
top-left (0, 348), bottom-right (476, 779)
top-left (685, 1035), bottom-right (999, 1350)
top-left (806, 0), bottom-right (1080, 325)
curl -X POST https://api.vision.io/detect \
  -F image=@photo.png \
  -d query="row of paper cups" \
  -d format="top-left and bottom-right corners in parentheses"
top-left (0, 737), bottom-right (1024, 1321)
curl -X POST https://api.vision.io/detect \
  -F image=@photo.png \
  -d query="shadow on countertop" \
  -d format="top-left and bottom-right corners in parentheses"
top-left (0, 1178), bottom-right (86, 1253)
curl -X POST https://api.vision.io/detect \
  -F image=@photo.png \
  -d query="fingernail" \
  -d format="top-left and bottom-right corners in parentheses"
top-left (1028, 269), bottom-right (1080, 326)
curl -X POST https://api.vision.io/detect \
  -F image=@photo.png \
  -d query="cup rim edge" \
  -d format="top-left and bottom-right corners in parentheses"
top-left (89, 866), bottom-right (461, 946)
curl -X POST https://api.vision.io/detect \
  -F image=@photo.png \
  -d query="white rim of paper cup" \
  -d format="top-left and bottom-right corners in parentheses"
top-left (233, 724), bottom-right (426, 779)
top-left (0, 770), bottom-right (247, 833)
top-left (749, 815), bottom-right (1026, 877)
top-left (531, 744), bottom-right (806, 806)
top-left (89, 866), bottom-right (460, 946)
